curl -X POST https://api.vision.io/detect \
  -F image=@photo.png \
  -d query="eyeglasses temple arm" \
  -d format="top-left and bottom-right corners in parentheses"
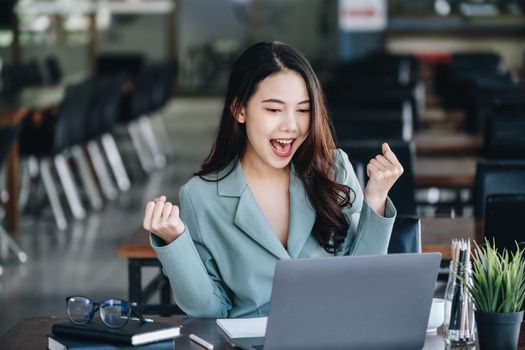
top-left (130, 304), bottom-right (147, 324)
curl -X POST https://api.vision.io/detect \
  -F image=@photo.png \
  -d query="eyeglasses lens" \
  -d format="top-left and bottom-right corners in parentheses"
top-left (67, 297), bottom-right (93, 325)
top-left (100, 299), bottom-right (130, 328)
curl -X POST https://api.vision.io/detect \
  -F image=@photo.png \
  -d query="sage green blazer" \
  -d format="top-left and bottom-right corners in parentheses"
top-left (151, 149), bottom-right (396, 318)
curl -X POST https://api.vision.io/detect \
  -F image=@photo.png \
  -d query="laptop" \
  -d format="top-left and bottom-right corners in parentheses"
top-left (232, 253), bottom-right (441, 350)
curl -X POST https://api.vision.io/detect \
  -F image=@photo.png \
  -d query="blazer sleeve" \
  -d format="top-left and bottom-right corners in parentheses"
top-left (149, 184), bottom-right (232, 317)
top-left (335, 149), bottom-right (397, 256)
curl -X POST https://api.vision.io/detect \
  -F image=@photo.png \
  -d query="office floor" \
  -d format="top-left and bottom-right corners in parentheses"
top-left (0, 97), bottom-right (223, 335)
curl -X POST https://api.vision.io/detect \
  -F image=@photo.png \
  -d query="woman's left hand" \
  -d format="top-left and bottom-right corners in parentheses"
top-left (364, 142), bottom-right (404, 216)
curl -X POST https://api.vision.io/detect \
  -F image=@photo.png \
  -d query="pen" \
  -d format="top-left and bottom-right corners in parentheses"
top-left (189, 333), bottom-right (214, 350)
top-left (130, 317), bottom-right (154, 323)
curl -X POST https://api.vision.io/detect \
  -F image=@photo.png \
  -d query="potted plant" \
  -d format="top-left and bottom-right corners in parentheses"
top-left (466, 239), bottom-right (525, 350)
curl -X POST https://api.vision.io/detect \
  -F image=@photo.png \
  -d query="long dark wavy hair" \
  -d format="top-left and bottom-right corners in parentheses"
top-left (196, 41), bottom-right (353, 253)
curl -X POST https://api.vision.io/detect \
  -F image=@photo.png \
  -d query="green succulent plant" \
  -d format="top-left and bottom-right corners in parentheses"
top-left (465, 239), bottom-right (525, 313)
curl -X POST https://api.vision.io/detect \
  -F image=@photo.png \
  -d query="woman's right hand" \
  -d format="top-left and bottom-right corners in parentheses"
top-left (143, 195), bottom-right (185, 244)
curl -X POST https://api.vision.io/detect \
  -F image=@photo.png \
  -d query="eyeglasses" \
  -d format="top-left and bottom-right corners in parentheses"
top-left (66, 296), bottom-right (147, 328)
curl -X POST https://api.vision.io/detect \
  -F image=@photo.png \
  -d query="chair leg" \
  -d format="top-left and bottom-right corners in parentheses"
top-left (402, 100), bottom-right (413, 142)
top-left (71, 145), bottom-right (103, 210)
top-left (0, 225), bottom-right (28, 263)
top-left (40, 158), bottom-right (68, 230)
top-left (17, 156), bottom-right (39, 210)
top-left (54, 153), bottom-right (86, 220)
top-left (150, 112), bottom-right (175, 158)
top-left (86, 140), bottom-right (118, 201)
top-left (128, 122), bottom-right (155, 174)
top-left (138, 116), bottom-right (166, 169)
top-left (100, 133), bottom-right (131, 191)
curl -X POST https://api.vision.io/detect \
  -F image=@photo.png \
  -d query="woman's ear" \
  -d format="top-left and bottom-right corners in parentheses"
top-left (230, 98), bottom-right (246, 124)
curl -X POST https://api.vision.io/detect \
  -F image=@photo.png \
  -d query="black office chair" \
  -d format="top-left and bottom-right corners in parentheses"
top-left (96, 53), bottom-right (145, 78)
top-left (339, 139), bottom-right (417, 216)
top-left (19, 79), bottom-right (96, 228)
top-left (388, 215), bottom-right (421, 254)
top-left (44, 56), bottom-right (63, 84)
top-left (331, 110), bottom-right (407, 142)
top-left (0, 124), bottom-right (28, 270)
top-left (484, 115), bottom-right (525, 159)
top-left (484, 194), bottom-right (525, 254)
top-left (433, 52), bottom-right (503, 109)
top-left (464, 80), bottom-right (525, 132)
top-left (473, 160), bottom-right (525, 218)
top-left (87, 73), bottom-right (131, 196)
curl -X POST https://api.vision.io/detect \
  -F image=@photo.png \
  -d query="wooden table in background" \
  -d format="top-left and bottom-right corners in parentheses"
top-left (0, 105), bottom-right (28, 233)
top-left (415, 131), bottom-right (483, 157)
top-left (421, 217), bottom-right (484, 260)
top-left (415, 157), bottom-right (478, 188)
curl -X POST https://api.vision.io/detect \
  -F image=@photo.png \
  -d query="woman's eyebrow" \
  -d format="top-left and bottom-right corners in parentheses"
top-left (261, 98), bottom-right (310, 104)
top-left (261, 98), bottom-right (285, 104)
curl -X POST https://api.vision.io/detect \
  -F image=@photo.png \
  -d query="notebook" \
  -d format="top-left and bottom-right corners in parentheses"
top-left (51, 319), bottom-right (181, 346)
top-left (216, 317), bottom-right (267, 338)
top-left (47, 334), bottom-right (175, 350)
top-left (231, 253), bottom-right (441, 350)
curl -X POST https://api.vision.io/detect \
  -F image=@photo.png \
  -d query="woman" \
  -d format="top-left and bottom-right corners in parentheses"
top-left (143, 42), bottom-right (404, 318)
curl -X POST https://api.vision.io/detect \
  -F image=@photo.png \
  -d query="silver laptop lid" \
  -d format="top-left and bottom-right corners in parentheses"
top-left (264, 253), bottom-right (441, 350)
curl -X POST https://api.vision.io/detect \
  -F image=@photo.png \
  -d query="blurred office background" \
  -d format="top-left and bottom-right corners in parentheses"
top-left (1, 0), bottom-right (525, 337)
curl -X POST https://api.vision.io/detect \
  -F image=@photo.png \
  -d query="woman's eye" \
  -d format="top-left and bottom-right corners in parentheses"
top-left (266, 108), bottom-right (280, 113)
top-left (298, 109), bottom-right (310, 114)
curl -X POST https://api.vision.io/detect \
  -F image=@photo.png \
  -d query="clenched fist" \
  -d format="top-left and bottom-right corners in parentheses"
top-left (143, 195), bottom-right (185, 244)
top-left (364, 143), bottom-right (404, 216)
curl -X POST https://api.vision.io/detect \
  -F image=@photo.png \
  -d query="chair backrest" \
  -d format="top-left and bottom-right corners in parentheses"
top-left (96, 53), bottom-right (144, 78)
top-left (148, 62), bottom-right (174, 111)
top-left (332, 110), bottom-right (409, 142)
top-left (45, 56), bottom-right (63, 84)
top-left (87, 74), bottom-right (127, 139)
top-left (125, 66), bottom-right (155, 121)
top-left (484, 115), bottom-right (525, 159)
top-left (474, 160), bottom-right (525, 217)
top-left (451, 52), bottom-right (502, 70)
top-left (484, 194), bottom-right (525, 253)
top-left (54, 79), bottom-right (96, 151)
top-left (388, 215), bottom-right (421, 254)
top-left (339, 139), bottom-right (417, 216)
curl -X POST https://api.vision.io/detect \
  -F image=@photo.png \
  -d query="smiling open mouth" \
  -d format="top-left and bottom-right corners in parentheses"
top-left (270, 138), bottom-right (295, 157)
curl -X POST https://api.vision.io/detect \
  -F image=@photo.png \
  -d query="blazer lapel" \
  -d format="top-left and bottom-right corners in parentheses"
top-left (287, 169), bottom-right (316, 258)
top-left (218, 162), bottom-right (290, 260)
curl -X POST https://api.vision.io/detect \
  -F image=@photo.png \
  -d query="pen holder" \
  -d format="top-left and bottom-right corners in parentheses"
top-left (444, 261), bottom-right (476, 345)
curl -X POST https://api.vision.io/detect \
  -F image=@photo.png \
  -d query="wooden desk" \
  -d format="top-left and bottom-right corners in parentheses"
top-left (5, 316), bottom-right (524, 349)
top-left (117, 228), bottom-right (181, 315)
top-left (419, 108), bottom-right (465, 129)
top-left (415, 157), bottom-right (478, 188)
top-left (0, 86), bottom-right (64, 232)
top-left (415, 132), bottom-right (483, 156)
top-left (421, 217), bottom-right (484, 260)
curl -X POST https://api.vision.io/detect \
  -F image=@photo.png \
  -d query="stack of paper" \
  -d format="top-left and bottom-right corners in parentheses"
top-left (216, 317), bottom-right (267, 339)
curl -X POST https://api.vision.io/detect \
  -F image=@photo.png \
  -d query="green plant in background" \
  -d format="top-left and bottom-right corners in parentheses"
top-left (466, 239), bottom-right (525, 313)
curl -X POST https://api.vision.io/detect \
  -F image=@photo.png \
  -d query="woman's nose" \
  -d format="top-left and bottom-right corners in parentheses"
top-left (281, 110), bottom-right (298, 132)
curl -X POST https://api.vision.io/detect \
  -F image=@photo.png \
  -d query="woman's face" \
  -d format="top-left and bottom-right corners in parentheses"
top-left (237, 70), bottom-right (311, 171)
